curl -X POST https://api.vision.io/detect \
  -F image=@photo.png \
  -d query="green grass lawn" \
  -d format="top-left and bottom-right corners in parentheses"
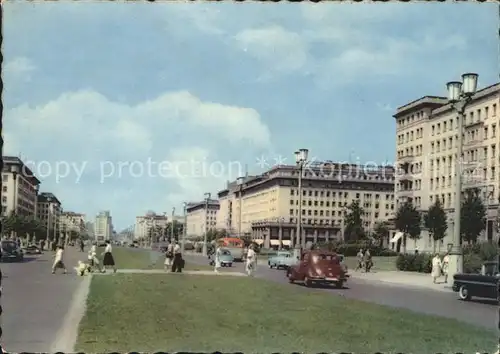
top-left (76, 274), bottom-right (494, 353)
top-left (343, 256), bottom-right (397, 271)
top-left (98, 247), bottom-right (212, 271)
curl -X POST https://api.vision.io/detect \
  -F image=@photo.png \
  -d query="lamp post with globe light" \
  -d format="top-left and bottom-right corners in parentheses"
top-left (294, 149), bottom-right (309, 249)
top-left (446, 73), bottom-right (478, 281)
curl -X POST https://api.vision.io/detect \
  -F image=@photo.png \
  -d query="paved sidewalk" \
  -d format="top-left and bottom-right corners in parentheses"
top-left (350, 270), bottom-right (452, 293)
top-left (93, 269), bottom-right (246, 276)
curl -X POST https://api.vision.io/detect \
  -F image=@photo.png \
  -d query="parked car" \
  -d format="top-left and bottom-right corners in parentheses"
top-left (1, 240), bottom-right (24, 262)
top-left (268, 251), bottom-right (299, 269)
top-left (23, 245), bottom-right (42, 255)
top-left (287, 250), bottom-right (347, 288)
top-left (209, 249), bottom-right (234, 267)
top-left (452, 261), bottom-right (499, 301)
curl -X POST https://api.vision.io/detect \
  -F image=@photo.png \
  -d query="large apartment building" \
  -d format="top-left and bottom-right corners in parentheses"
top-left (185, 200), bottom-right (219, 238)
top-left (217, 164), bottom-right (396, 248)
top-left (134, 212), bottom-right (169, 240)
top-left (394, 81), bottom-right (500, 251)
top-left (60, 211), bottom-right (86, 234)
top-left (37, 192), bottom-right (62, 241)
top-left (2, 156), bottom-right (41, 218)
top-left (95, 211), bottom-right (113, 242)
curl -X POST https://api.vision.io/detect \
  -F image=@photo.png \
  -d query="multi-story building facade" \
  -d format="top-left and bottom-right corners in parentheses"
top-left (394, 81), bottom-right (500, 252)
top-left (37, 192), bottom-right (62, 241)
top-left (134, 212), bottom-right (169, 240)
top-left (95, 211), bottom-right (113, 242)
top-left (217, 164), bottom-right (396, 248)
top-left (2, 156), bottom-right (41, 218)
top-left (186, 200), bottom-right (219, 238)
top-left (60, 211), bottom-right (86, 235)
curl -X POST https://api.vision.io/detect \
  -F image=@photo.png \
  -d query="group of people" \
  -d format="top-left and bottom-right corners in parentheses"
top-left (355, 248), bottom-right (373, 272)
top-left (52, 239), bottom-right (117, 275)
top-left (431, 252), bottom-right (450, 284)
top-left (163, 241), bottom-right (184, 272)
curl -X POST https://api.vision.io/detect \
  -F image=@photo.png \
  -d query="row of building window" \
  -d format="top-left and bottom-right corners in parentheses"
top-left (290, 189), bottom-right (394, 200)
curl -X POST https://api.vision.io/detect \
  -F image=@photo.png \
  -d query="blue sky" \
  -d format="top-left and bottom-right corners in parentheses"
top-left (3, 3), bottom-right (498, 230)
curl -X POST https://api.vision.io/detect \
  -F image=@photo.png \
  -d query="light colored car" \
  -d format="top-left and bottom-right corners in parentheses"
top-left (209, 249), bottom-right (234, 267)
top-left (268, 251), bottom-right (298, 269)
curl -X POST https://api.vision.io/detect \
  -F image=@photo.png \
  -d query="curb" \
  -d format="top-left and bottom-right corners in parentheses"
top-left (92, 269), bottom-right (246, 276)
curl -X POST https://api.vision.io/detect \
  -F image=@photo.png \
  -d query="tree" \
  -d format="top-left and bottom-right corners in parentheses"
top-left (343, 200), bottom-right (366, 243)
top-left (372, 221), bottom-right (390, 248)
top-left (394, 201), bottom-right (421, 253)
top-left (423, 200), bottom-right (448, 252)
top-left (461, 188), bottom-right (486, 244)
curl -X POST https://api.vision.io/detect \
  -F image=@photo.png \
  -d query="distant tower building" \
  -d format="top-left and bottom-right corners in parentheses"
top-left (95, 211), bottom-right (113, 242)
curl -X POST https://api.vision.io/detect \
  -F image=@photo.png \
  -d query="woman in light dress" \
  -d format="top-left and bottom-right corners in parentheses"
top-left (441, 252), bottom-right (450, 283)
top-left (245, 244), bottom-right (256, 276)
top-left (214, 243), bottom-right (222, 273)
top-left (431, 253), bottom-right (442, 284)
top-left (164, 242), bottom-right (174, 272)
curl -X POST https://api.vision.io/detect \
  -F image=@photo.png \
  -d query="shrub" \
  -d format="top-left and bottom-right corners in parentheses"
top-left (463, 253), bottom-right (483, 274)
top-left (395, 253), bottom-right (432, 273)
top-left (334, 243), bottom-right (398, 257)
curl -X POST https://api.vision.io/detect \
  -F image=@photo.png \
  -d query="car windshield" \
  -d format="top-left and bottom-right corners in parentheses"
top-left (312, 254), bottom-right (339, 263)
top-left (221, 250), bottom-right (231, 256)
top-left (2, 241), bottom-right (17, 251)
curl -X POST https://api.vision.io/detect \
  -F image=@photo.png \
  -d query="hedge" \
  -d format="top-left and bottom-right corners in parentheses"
top-left (314, 242), bottom-right (398, 257)
top-left (395, 242), bottom-right (498, 274)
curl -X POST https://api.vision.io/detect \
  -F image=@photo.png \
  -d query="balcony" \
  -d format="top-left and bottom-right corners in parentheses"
top-left (399, 154), bottom-right (415, 163)
top-left (462, 177), bottom-right (487, 189)
top-left (398, 173), bottom-right (414, 182)
top-left (462, 159), bottom-right (486, 171)
top-left (463, 139), bottom-right (483, 149)
top-left (397, 189), bottom-right (414, 198)
top-left (464, 120), bottom-right (484, 129)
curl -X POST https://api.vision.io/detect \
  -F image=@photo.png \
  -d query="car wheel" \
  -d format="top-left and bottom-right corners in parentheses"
top-left (458, 285), bottom-right (471, 301)
top-left (229, 263), bottom-right (232, 267)
top-left (304, 276), bottom-right (312, 287)
top-left (268, 263), bottom-right (273, 269)
top-left (335, 281), bottom-right (344, 289)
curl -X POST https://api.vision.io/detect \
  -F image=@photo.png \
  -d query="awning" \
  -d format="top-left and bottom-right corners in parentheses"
top-left (281, 240), bottom-right (291, 246)
top-left (253, 239), bottom-right (264, 245)
top-left (390, 232), bottom-right (403, 243)
top-left (270, 240), bottom-right (280, 246)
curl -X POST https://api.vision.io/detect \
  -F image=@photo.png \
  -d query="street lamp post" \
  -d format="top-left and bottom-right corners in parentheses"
top-left (294, 149), bottom-right (309, 249)
top-left (11, 165), bottom-right (19, 240)
top-left (171, 207), bottom-right (175, 242)
top-left (46, 197), bottom-right (52, 244)
top-left (237, 177), bottom-right (244, 238)
top-left (203, 192), bottom-right (211, 256)
top-left (446, 72), bottom-right (478, 281)
top-left (182, 202), bottom-right (187, 253)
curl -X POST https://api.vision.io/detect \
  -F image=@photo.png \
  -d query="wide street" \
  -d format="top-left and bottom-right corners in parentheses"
top-left (183, 253), bottom-right (496, 330)
top-left (1, 248), bottom-right (85, 352)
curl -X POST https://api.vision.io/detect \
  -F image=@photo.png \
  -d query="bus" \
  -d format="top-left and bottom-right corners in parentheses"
top-left (218, 237), bottom-right (245, 262)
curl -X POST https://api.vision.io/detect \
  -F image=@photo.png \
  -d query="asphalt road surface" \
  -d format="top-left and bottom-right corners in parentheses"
top-left (183, 254), bottom-right (496, 330)
top-left (1, 248), bottom-right (85, 352)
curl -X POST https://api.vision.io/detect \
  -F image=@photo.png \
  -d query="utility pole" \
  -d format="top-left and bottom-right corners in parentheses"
top-left (203, 193), bottom-right (211, 256)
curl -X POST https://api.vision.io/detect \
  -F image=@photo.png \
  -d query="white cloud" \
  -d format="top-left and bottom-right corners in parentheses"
top-left (4, 89), bottom-right (271, 218)
top-left (234, 25), bottom-right (308, 77)
top-left (4, 56), bottom-right (36, 83)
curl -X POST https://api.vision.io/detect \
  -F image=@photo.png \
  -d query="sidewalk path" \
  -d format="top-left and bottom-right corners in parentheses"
top-left (93, 269), bottom-right (246, 276)
top-left (2, 246), bottom-right (87, 352)
top-left (349, 270), bottom-right (452, 293)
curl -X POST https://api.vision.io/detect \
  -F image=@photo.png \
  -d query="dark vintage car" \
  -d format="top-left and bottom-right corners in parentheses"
top-left (286, 250), bottom-right (348, 288)
top-left (1, 240), bottom-right (24, 262)
top-left (452, 261), bottom-right (499, 301)
top-left (23, 245), bottom-right (42, 255)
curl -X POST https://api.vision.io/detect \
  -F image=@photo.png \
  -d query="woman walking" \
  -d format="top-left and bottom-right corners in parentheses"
top-left (164, 242), bottom-right (174, 272)
top-left (245, 244), bottom-right (256, 276)
top-left (214, 243), bottom-right (222, 273)
top-left (102, 240), bottom-right (117, 273)
top-left (431, 253), bottom-right (442, 284)
top-left (442, 252), bottom-right (450, 283)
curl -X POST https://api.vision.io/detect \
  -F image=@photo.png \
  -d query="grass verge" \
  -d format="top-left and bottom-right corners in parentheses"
top-left (98, 247), bottom-right (213, 271)
top-left (76, 274), bottom-right (494, 353)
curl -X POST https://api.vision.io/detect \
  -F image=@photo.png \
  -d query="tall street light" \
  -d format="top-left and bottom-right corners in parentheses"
top-left (237, 177), bottom-right (244, 238)
top-left (182, 202), bottom-right (187, 254)
top-left (203, 192), bottom-right (211, 256)
top-left (170, 207), bottom-right (175, 242)
top-left (446, 72), bottom-right (478, 281)
top-left (295, 148), bottom-right (309, 249)
top-left (11, 165), bottom-right (19, 240)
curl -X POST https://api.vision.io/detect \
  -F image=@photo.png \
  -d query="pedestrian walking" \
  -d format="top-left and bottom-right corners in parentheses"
top-left (245, 244), bottom-right (256, 276)
top-left (442, 252), bottom-right (450, 283)
top-left (214, 243), bottom-right (222, 273)
top-left (171, 241), bottom-right (183, 273)
top-left (101, 240), bottom-right (117, 273)
top-left (40, 239), bottom-right (45, 251)
top-left (79, 239), bottom-right (85, 252)
top-left (364, 249), bottom-right (372, 272)
top-left (431, 253), bottom-right (442, 284)
top-left (51, 245), bottom-right (67, 274)
top-left (355, 249), bottom-right (364, 271)
top-left (164, 242), bottom-right (174, 272)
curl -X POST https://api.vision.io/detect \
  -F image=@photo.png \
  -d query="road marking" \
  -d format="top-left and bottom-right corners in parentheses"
top-left (49, 275), bottom-right (91, 352)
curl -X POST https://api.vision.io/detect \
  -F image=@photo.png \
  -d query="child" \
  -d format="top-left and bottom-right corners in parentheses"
top-left (75, 260), bottom-right (91, 276)
top-left (52, 245), bottom-right (67, 274)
